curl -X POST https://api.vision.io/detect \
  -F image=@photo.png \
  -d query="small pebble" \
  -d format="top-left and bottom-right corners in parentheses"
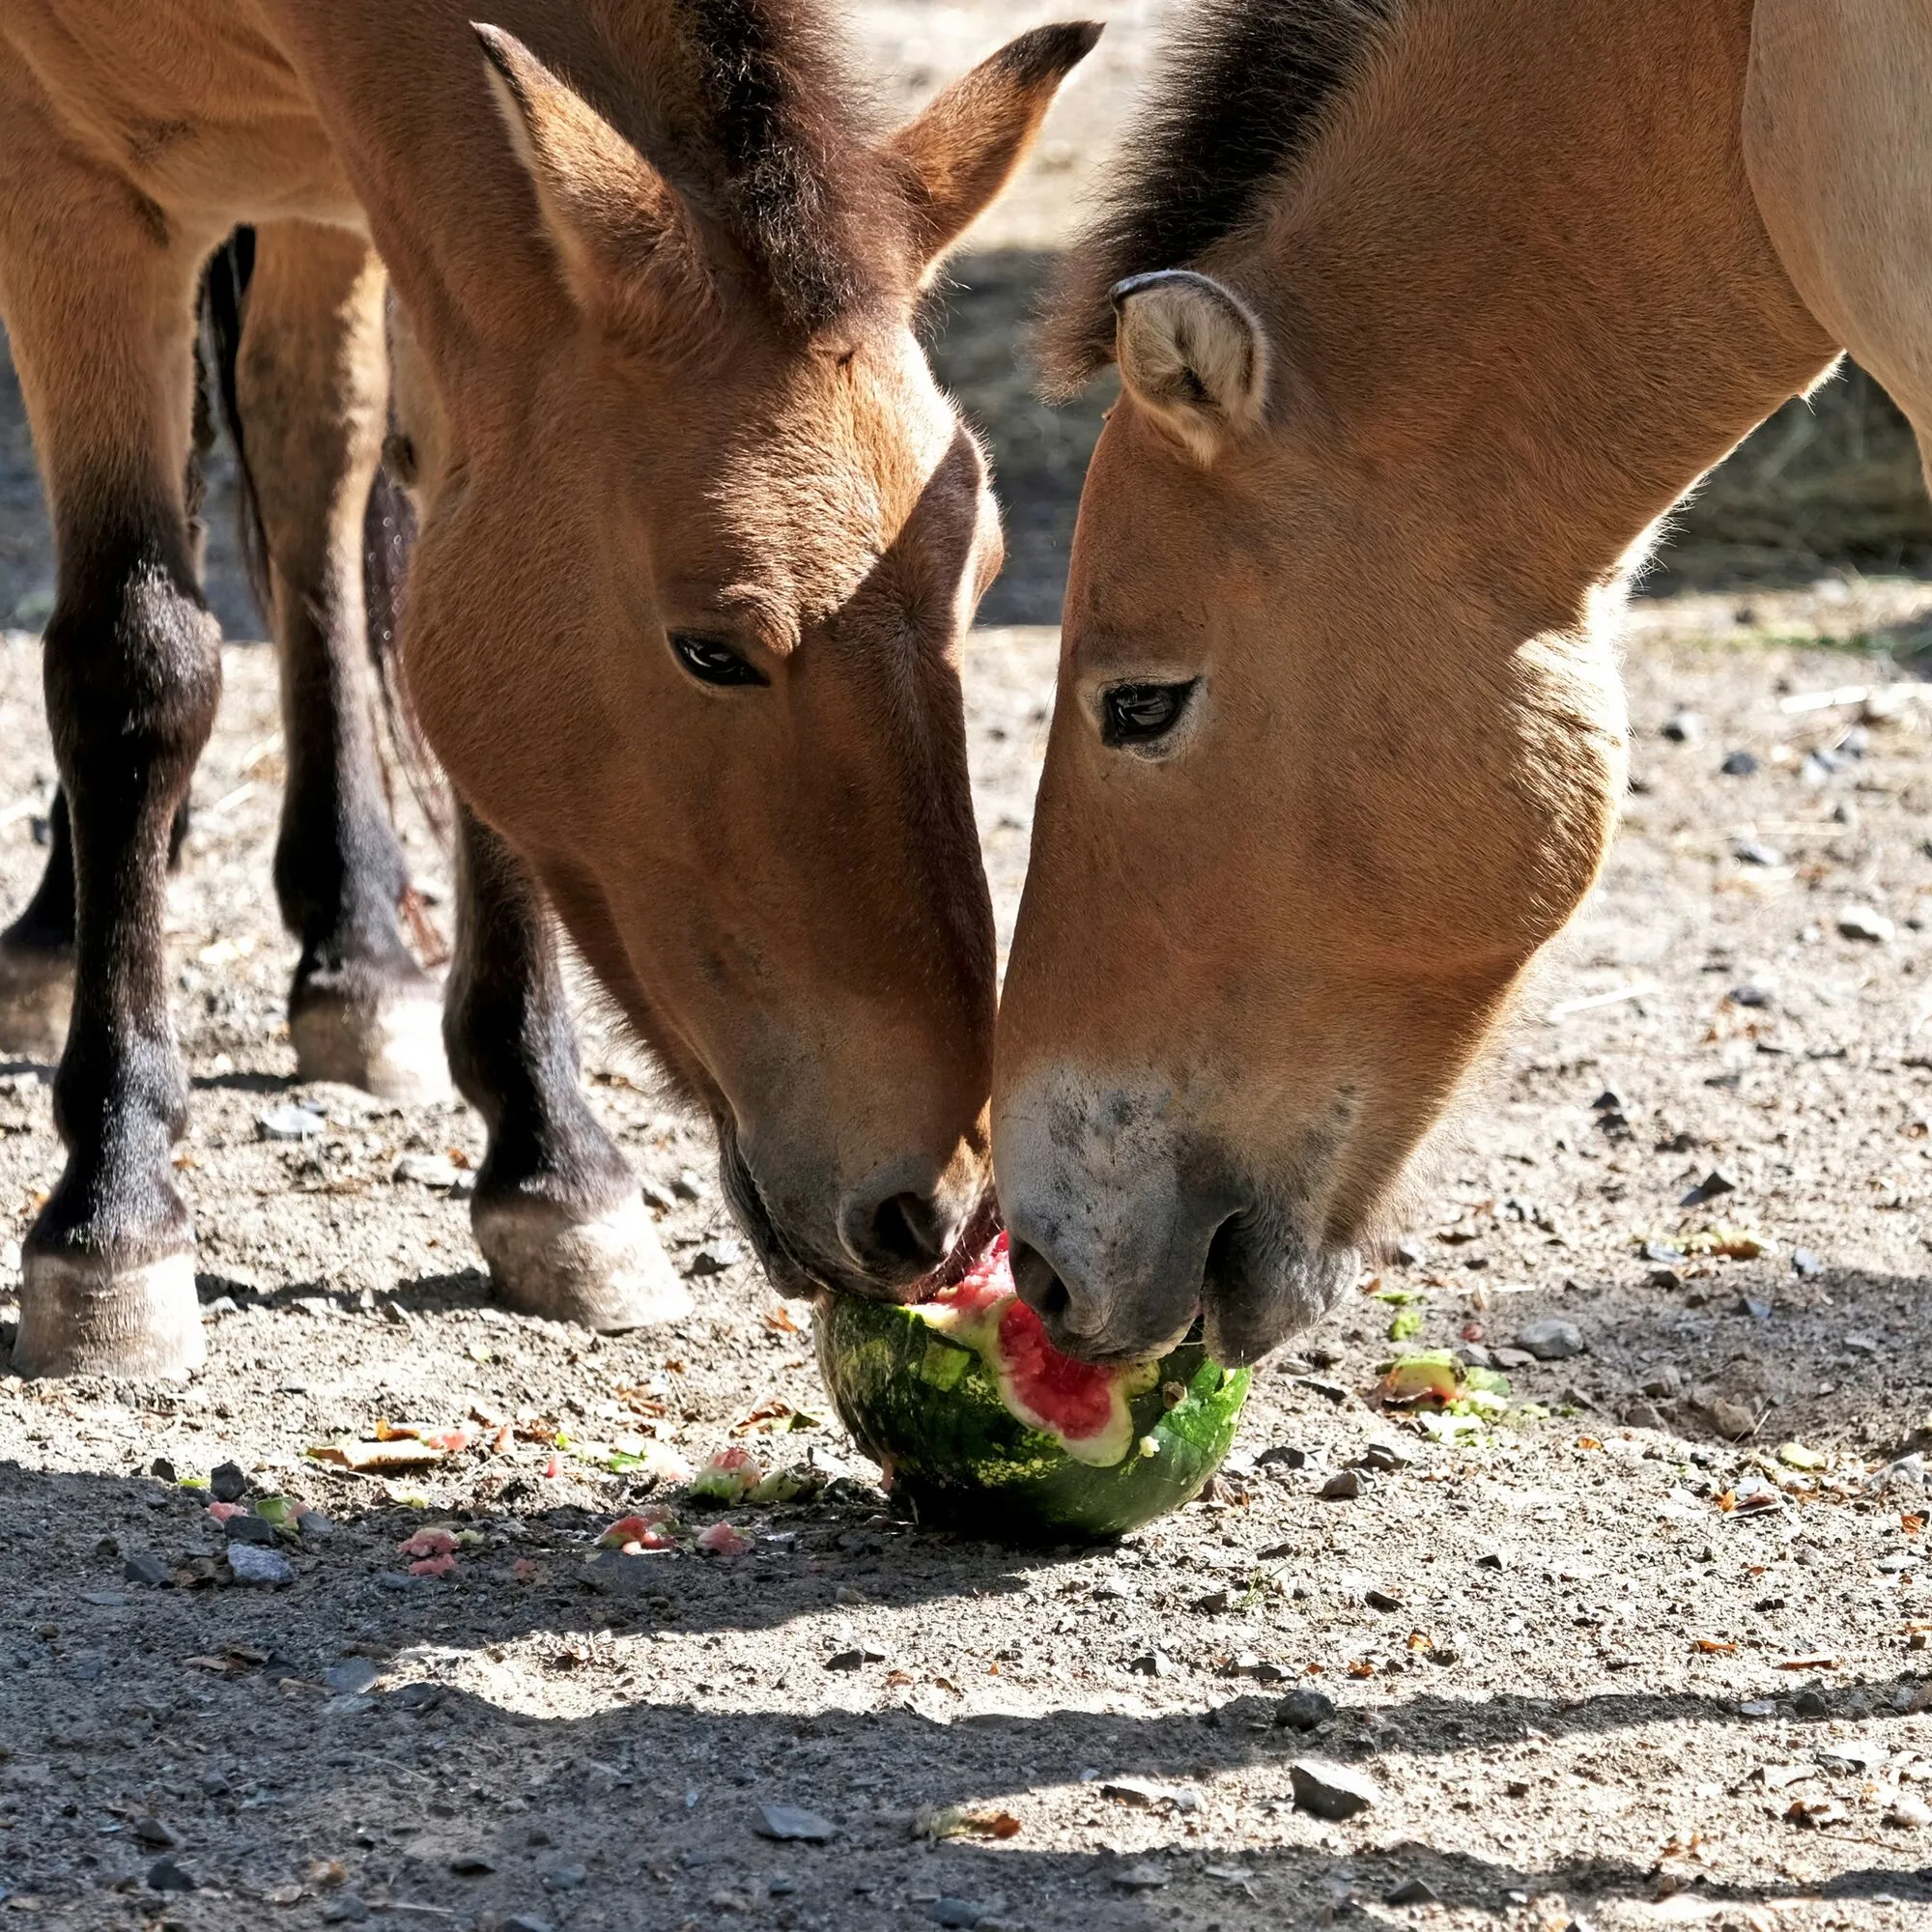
top-left (1385, 1877), bottom-right (1441, 1906)
top-left (145, 1856), bottom-right (195, 1893)
top-left (209, 1462), bottom-right (247, 1503)
top-left (225, 1544), bottom-right (294, 1586)
top-left (1709, 1398), bottom-right (1757, 1441)
top-left (1318, 1469), bottom-right (1365, 1501)
top-left (325, 1658), bottom-right (381, 1697)
top-left (1837, 905), bottom-right (1894, 944)
top-left (1275, 1689), bottom-right (1335, 1731)
top-left (321, 1894), bottom-right (370, 1924)
top-left (1734, 838), bottom-right (1784, 867)
top-left (1719, 749), bottom-right (1757, 776)
top-left (927, 1898), bottom-right (988, 1927)
top-left (1661, 711), bottom-right (1703, 743)
top-left (639, 1179), bottom-right (677, 1212)
top-left (1515, 1319), bottom-right (1585, 1360)
top-left (257, 1103), bottom-right (326, 1140)
top-left (754, 1804), bottom-right (837, 1843)
top-left (672, 1168), bottom-right (709, 1201)
top-left (1679, 1167), bottom-right (1740, 1207)
top-left (123, 1552), bottom-right (172, 1589)
top-left (1289, 1758), bottom-right (1380, 1821)
top-left (449, 1851), bottom-right (497, 1874)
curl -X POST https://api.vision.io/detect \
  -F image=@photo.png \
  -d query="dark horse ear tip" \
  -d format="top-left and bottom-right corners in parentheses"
top-left (1004, 19), bottom-right (1105, 78)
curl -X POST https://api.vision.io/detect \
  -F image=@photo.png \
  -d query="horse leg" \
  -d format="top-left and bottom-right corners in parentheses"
top-left (0, 147), bottom-right (222, 1376)
top-left (445, 804), bottom-right (689, 1331)
top-left (0, 328), bottom-right (214, 1065)
top-left (233, 220), bottom-right (448, 1098)
top-left (1745, 2), bottom-right (1932, 480)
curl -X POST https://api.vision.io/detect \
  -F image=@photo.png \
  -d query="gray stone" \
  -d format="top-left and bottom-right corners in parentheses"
top-left (1679, 1168), bottom-right (1740, 1208)
top-left (1275, 1689), bottom-right (1336, 1731)
top-left (1661, 711), bottom-right (1702, 743)
top-left (1734, 838), bottom-right (1785, 867)
top-left (1838, 905), bottom-right (1895, 944)
top-left (927, 1899), bottom-right (988, 1927)
top-left (504, 1918), bottom-right (557, 1932)
top-left (1516, 1319), bottom-right (1585, 1361)
top-left (131, 1816), bottom-right (180, 1849)
top-left (1110, 1863), bottom-right (1171, 1890)
top-left (672, 1168), bottom-right (709, 1201)
top-left (209, 1461), bottom-right (247, 1503)
top-left (1289, 1758), bottom-right (1381, 1821)
top-left (686, 1240), bottom-right (745, 1276)
top-left (123, 1551), bottom-right (172, 1589)
top-left (448, 1851), bottom-right (496, 1874)
top-left (1624, 1401), bottom-right (1667, 1431)
top-left (224, 1512), bottom-right (276, 1546)
top-left (321, 1894), bottom-right (370, 1924)
top-left (325, 1658), bottom-right (381, 1697)
top-left (639, 1179), bottom-right (677, 1212)
top-left (755, 1803), bottom-right (837, 1843)
top-left (225, 1543), bottom-right (293, 1586)
top-left (145, 1856), bottom-right (195, 1893)
top-left (540, 1863), bottom-right (587, 1891)
top-left (1719, 749), bottom-right (1758, 777)
top-left (1385, 1877), bottom-right (1441, 1906)
top-left (1319, 1469), bottom-right (1365, 1501)
top-left (257, 1104), bottom-right (326, 1141)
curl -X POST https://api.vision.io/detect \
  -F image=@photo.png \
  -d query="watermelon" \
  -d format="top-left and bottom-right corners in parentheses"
top-left (813, 1234), bottom-right (1250, 1542)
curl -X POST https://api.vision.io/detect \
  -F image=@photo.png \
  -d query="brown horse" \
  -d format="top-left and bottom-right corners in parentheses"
top-left (996, 0), bottom-right (1928, 1365)
top-left (0, 0), bottom-right (1095, 1377)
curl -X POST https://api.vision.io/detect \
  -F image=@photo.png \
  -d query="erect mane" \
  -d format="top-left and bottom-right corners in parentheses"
top-left (672, 0), bottom-right (899, 331)
top-left (594, 0), bottom-right (903, 333)
top-left (1039, 0), bottom-right (1400, 388)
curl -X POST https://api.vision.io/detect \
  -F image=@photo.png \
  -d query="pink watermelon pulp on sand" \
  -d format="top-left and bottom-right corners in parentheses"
top-left (814, 1232), bottom-right (1251, 1541)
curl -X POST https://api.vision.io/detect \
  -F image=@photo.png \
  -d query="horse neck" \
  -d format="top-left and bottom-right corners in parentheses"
top-left (1245, 0), bottom-right (1839, 617)
top-left (257, 2), bottom-right (641, 379)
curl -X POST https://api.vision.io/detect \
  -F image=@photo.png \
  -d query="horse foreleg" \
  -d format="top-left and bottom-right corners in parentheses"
top-left (444, 803), bottom-right (689, 1332)
top-left (1, 127), bottom-right (222, 1376)
top-left (232, 220), bottom-right (449, 1099)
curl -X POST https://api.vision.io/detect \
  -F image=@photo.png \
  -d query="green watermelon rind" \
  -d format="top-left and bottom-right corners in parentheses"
top-left (814, 1293), bottom-right (1252, 1542)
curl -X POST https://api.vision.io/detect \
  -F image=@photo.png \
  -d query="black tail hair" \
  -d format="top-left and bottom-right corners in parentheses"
top-left (199, 229), bottom-right (449, 861)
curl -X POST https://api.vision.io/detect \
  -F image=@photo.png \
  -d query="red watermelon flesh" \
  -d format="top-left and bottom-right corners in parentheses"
top-left (920, 1231), bottom-right (1145, 1464)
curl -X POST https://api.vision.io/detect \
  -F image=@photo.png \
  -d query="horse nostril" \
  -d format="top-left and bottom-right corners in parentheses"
top-left (839, 1185), bottom-right (949, 1279)
top-left (1009, 1239), bottom-right (1073, 1326)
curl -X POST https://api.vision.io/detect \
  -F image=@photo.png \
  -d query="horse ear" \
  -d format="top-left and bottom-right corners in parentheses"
top-left (474, 23), bottom-right (707, 330)
top-left (887, 23), bottom-right (1101, 275)
top-left (1112, 271), bottom-right (1271, 464)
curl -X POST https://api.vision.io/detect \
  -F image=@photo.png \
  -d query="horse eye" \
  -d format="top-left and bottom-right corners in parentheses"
top-left (669, 632), bottom-right (767, 688)
top-left (1101, 680), bottom-right (1195, 748)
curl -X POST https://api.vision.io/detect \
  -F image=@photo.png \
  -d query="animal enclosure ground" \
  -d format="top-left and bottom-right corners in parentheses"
top-left (6, 586), bottom-right (1932, 1932)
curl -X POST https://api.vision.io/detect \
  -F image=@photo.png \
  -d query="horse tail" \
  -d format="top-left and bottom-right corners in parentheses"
top-left (199, 230), bottom-right (450, 895)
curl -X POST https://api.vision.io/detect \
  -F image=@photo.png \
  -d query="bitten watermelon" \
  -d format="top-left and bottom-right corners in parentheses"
top-left (814, 1234), bottom-right (1250, 1541)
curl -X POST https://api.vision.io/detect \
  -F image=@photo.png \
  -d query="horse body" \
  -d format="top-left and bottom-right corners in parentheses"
top-left (997, 0), bottom-right (1916, 1364)
top-left (0, 0), bottom-right (1095, 1376)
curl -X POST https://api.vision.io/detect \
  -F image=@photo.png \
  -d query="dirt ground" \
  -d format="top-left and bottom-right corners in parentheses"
top-left (6, 584), bottom-right (1932, 1932)
top-left (9, 7), bottom-right (1932, 1932)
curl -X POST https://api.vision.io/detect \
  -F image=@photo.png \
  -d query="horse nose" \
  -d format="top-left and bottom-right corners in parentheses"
top-left (837, 1172), bottom-right (961, 1282)
top-left (1009, 1236), bottom-right (1110, 1343)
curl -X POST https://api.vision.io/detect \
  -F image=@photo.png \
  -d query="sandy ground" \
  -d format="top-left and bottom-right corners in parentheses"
top-left (5, 582), bottom-right (1932, 1932)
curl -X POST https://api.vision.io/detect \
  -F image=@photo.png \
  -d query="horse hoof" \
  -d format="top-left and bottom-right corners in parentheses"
top-left (0, 939), bottom-right (71, 1063)
top-left (291, 981), bottom-right (451, 1102)
top-left (12, 1247), bottom-right (203, 1378)
top-left (472, 1190), bottom-right (693, 1332)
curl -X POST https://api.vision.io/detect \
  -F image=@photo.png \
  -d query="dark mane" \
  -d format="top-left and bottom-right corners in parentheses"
top-left (671, 0), bottom-right (900, 332)
top-left (1039, 0), bottom-right (1399, 386)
